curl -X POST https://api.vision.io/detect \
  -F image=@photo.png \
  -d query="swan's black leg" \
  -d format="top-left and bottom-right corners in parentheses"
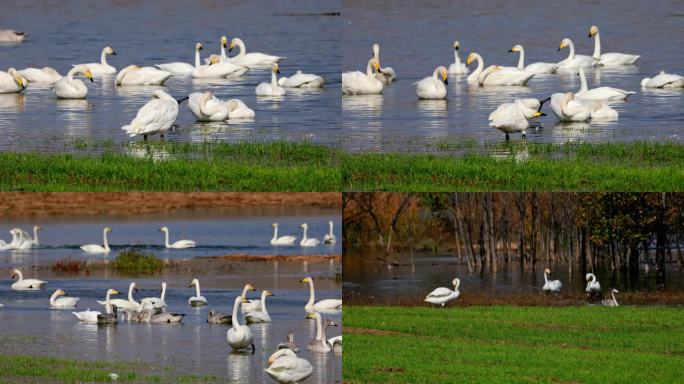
top-left (251, 344), bottom-right (256, 354)
top-left (505, 133), bottom-right (510, 141)
top-left (143, 135), bottom-right (148, 141)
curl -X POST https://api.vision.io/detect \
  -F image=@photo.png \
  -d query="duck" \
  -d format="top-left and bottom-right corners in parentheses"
top-left (159, 226), bottom-right (195, 249)
top-left (277, 333), bottom-right (300, 353)
top-left (207, 309), bottom-right (232, 324)
top-left (306, 312), bottom-right (338, 353)
top-left (299, 223), bottom-right (320, 247)
top-left (271, 223), bottom-right (296, 246)
top-left (18, 67), bottom-right (61, 84)
top-left (557, 38), bottom-right (596, 69)
top-left (140, 282), bottom-right (167, 312)
top-left (255, 64), bottom-right (286, 96)
top-left (0, 68), bottom-right (26, 94)
top-left (228, 37), bottom-right (284, 68)
top-left (10, 269), bottom-right (47, 290)
top-left (542, 268), bottom-right (562, 293)
top-left (115, 65), bottom-right (172, 86)
top-left (424, 278), bottom-right (460, 307)
top-left (265, 348), bottom-right (313, 384)
top-left (371, 43), bottom-right (396, 83)
top-left (509, 44), bottom-right (559, 74)
top-left (0, 29), bottom-right (29, 43)
top-left (54, 65), bottom-right (93, 99)
top-left (76, 46), bottom-right (117, 74)
top-left (342, 58), bottom-right (383, 95)
top-left (466, 53), bottom-right (533, 86)
top-left (300, 277), bottom-right (342, 313)
top-left (49, 289), bottom-right (80, 308)
top-left (589, 26), bottom-right (640, 67)
top-left (448, 41), bottom-right (469, 75)
top-left (415, 66), bottom-right (448, 100)
top-left (278, 70), bottom-right (325, 88)
top-left (245, 290), bottom-right (273, 323)
top-left (575, 67), bottom-right (634, 101)
top-left (121, 90), bottom-right (185, 140)
top-left (188, 278), bottom-right (208, 306)
top-left (489, 99), bottom-right (545, 140)
top-left (641, 71), bottom-right (684, 88)
top-left (227, 296), bottom-right (255, 353)
top-left (323, 221), bottom-right (336, 245)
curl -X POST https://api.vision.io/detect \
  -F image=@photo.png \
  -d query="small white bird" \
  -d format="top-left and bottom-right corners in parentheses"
top-left (121, 90), bottom-right (185, 140)
top-left (425, 278), bottom-right (460, 307)
top-left (585, 273), bottom-right (601, 293)
top-left (255, 64), bottom-right (286, 96)
top-left (159, 226), bottom-right (195, 249)
top-left (188, 278), bottom-right (207, 306)
top-left (299, 223), bottom-right (320, 247)
top-left (542, 268), bottom-right (562, 293)
top-left (508, 44), bottom-right (559, 74)
top-left (323, 221), bottom-right (336, 245)
top-left (49, 289), bottom-right (80, 308)
top-left (271, 223), bottom-right (296, 246)
top-left (10, 269), bottom-right (47, 290)
top-left (415, 66), bottom-right (448, 100)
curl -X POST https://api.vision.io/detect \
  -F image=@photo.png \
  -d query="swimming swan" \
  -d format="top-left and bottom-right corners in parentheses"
top-left (509, 44), bottom-right (559, 74)
top-left (240, 283), bottom-right (259, 312)
top-left (342, 58), bottom-right (383, 95)
top-left (156, 42), bottom-right (201, 74)
top-left (76, 46), bottom-right (117, 74)
top-left (140, 282), bottom-right (167, 311)
top-left (641, 71), bottom-right (684, 89)
top-left (138, 308), bottom-right (185, 323)
top-left (188, 92), bottom-right (254, 121)
top-left (188, 278), bottom-right (207, 306)
top-left (245, 290), bottom-right (273, 323)
top-left (415, 66), bottom-right (448, 99)
top-left (10, 269), bottom-right (47, 290)
top-left (271, 223), bottom-right (296, 246)
top-left (54, 65), bottom-right (93, 99)
top-left (585, 273), bottom-right (601, 293)
top-left (229, 37), bottom-right (283, 68)
top-left (602, 289), bottom-right (619, 307)
top-left (306, 312), bottom-right (338, 353)
top-left (99, 282), bottom-right (140, 311)
top-left (159, 226), bottom-right (195, 249)
top-left (50, 289), bottom-right (80, 308)
top-left (255, 64), bottom-right (286, 96)
top-left (466, 53), bottom-right (533, 86)
top-left (371, 43), bottom-right (396, 83)
top-left (278, 70), bottom-right (325, 88)
top-left (121, 90), bottom-right (185, 140)
top-left (227, 296), bottom-right (255, 352)
top-left (425, 278), bottom-right (460, 307)
top-left (192, 43), bottom-right (248, 78)
top-left (278, 333), bottom-right (300, 353)
top-left (73, 289), bottom-right (119, 323)
top-left (265, 348), bottom-right (313, 384)
top-left (0, 68), bottom-right (27, 93)
top-left (80, 227), bottom-right (111, 253)
top-left (542, 268), bottom-right (562, 292)
top-left (489, 99), bottom-right (544, 140)
top-left (0, 29), bottom-right (29, 43)
top-left (575, 67), bottom-right (634, 101)
top-left (448, 41), bottom-right (469, 75)
top-left (203, 36), bottom-right (231, 64)
top-left (323, 221), bottom-right (336, 245)
top-left (550, 92), bottom-right (591, 122)
top-left (115, 65), bottom-right (172, 86)
top-left (226, 99), bottom-right (255, 120)
top-left (557, 38), bottom-right (596, 69)
top-left (300, 277), bottom-right (342, 313)
top-left (299, 223), bottom-right (320, 247)
top-left (18, 67), bottom-right (61, 84)
top-left (589, 26), bottom-right (640, 67)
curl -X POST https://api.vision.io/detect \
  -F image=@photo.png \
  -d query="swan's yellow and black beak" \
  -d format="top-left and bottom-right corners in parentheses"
top-left (86, 71), bottom-right (94, 83)
top-left (228, 42), bottom-right (235, 52)
top-left (533, 112), bottom-right (546, 118)
top-left (466, 54), bottom-right (473, 66)
top-left (112, 290), bottom-right (119, 295)
top-left (111, 50), bottom-right (117, 56)
top-left (241, 297), bottom-right (249, 304)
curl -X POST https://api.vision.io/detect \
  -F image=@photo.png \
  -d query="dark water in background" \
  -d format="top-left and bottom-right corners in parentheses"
top-left (342, 0), bottom-right (684, 153)
top-left (0, 0), bottom-right (341, 152)
top-left (344, 251), bottom-right (684, 304)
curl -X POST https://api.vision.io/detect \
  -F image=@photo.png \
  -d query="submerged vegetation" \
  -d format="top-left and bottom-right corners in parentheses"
top-left (345, 306), bottom-right (684, 383)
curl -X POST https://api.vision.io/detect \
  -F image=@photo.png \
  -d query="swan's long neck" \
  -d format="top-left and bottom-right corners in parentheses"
top-left (517, 48), bottom-right (525, 70)
top-left (543, 271), bottom-right (549, 285)
top-left (105, 290), bottom-right (113, 314)
top-left (302, 226), bottom-right (308, 241)
top-left (272, 226), bottom-right (278, 241)
top-left (590, 274), bottom-right (596, 284)
top-left (195, 49), bottom-right (201, 68)
top-left (232, 298), bottom-right (241, 329)
top-left (15, 270), bottom-right (23, 281)
top-left (50, 291), bottom-right (59, 306)
top-left (366, 60), bottom-right (375, 78)
top-left (473, 54), bottom-right (484, 77)
top-left (315, 314), bottom-right (323, 341)
top-left (261, 291), bottom-right (268, 313)
top-left (236, 39), bottom-right (246, 58)
top-left (195, 281), bottom-right (201, 298)
top-left (100, 49), bottom-right (108, 66)
top-left (163, 230), bottom-right (171, 248)
top-left (127, 284), bottom-right (135, 303)
top-left (612, 291), bottom-right (618, 306)
top-left (103, 229), bottom-right (110, 251)
top-left (67, 67), bottom-right (79, 82)
top-left (33, 227), bottom-right (39, 244)
top-left (220, 45), bottom-right (227, 61)
top-left (592, 32), bottom-right (601, 60)
top-left (454, 49), bottom-right (461, 67)
top-left (567, 41), bottom-right (576, 61)
top-left (271, 70), bottom-right (278, 88)
top-left (306, 280), bottom-right (315, 307)
top-left (328, 222), bottom-right (334, 236)
top-left (10, 231), bottom-right (19, 246)
top-left (578, 68), bottom-right (588, 92)
top-left (454, 279), bottom-right (460, 291)
top-left (160, 283), bottom-right (166, 300)
top-left (432, 67), bottom-right (441, 80)
top-left (241, 285), bottom-right (250, 298)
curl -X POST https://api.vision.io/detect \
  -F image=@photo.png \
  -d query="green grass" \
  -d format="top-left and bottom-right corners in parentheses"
top-left (112, 250), bottom-right (164, 275)
top-left (345, 306), bottom-right (684, 383)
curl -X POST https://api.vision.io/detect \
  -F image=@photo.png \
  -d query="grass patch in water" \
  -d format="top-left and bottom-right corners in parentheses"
top-left (112, 250), bottom-right (164, 275)
top-left (344, 305), bottom-right (684, 383)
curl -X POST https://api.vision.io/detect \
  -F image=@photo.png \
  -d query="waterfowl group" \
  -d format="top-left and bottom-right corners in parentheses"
top-left (271, 222), bottom-right (338, 247)
top-left (0, 226), bottom-right (41, 250)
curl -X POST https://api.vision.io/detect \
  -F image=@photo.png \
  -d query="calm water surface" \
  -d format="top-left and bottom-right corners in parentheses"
top-left (342, 0), bottom-right (684, 152)
top-left (0, 0), bottom-right (341, 152)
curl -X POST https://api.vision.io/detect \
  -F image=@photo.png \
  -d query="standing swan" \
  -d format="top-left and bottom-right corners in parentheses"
top-left (342, 58), bottom-right (383, 95)
top-left (602, 289), bottom-right (619, 307)
top-left (159, 226), bottom-right (196, 249)
top-left (50, 289), bottom-right (80, 308)
top-left (81, 227), bottom-right (111, 254)
top-left (448, 41), bottom-right (469, 75)
top-left (245, 290), bottom-right (273, 323)
top-left (575, 67), bottom-right (634, 101)
top-left (488, 99), bottom-right (545, 140)
top-left (306, 312), bottom-right (338, 353)
top-left (255, 64), bottom-right (286, 96)
top-left (589, 26), bottom-right (640, 67)
top-left (188, 278), bottom-right (207, 306)
top-left (557, 38), bottom-right (596, 69)
top-left (542, 268), bottom-right (562, 293)
top-left (265, 348), bottom-right (313, 384)
top-left (228, 37), bottom-right (283, 68)
top-left (115, 65), bottom-right (172, 86)
top-left (18, 67), bottom-right (61, 84)
top-left (585, 273), bottom-right (601, 293)
top-left (227, 296), bottom-right (255, 353)
top-left (371, 43), bottom-right (396, 83)
top-left (0, 68), bottom-right (26, 93)
top-left (271, 223), bottom-right (296, 246)
top-left (121, 90), bottom-right (185, 140)
top-left (300, 277), bottom-right (342, 313)
top-left (425, 278), bottom-right (460, 307)
top-left (415, 66), bottom-right (448, 100)
top-left (76, 46), bottom-right (117, 74)
top-left (323, 221), bottom-right (336, 245)
top-left (509, 44), bottom-right (559, 74)
top-left (54, 65), bottom-right (94, 99)
top-left (10, 269), bottom-right (47, 290)
top-left (299, 223), bottom-right (320, 247)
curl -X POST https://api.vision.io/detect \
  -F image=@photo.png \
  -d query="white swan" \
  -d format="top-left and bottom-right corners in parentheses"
top-left (271, 223), bottom-right (296, 246)
top-left (278, 333), bottom-right (300, 353)
top-left (99, 282), bottom-right (140, 311)
top-left (240, 283), bottom-right (259, 312)
top-left (342, 58), bottom-right (383, 95)
top-left (585, 273), bottom-right (601, 293)
top-left (602, 289), bottom-right (619, 307)
top-left (509, 44), bottom-right (559, 74)
top-left (0, 68), bottom-right (26, 93)
top-left (542, 268), bottom-right (562, 292)
top-left (448, 41), bottom-right (469, 75)
top-left (156, 42), bottom-right (200, 74)
top-left (18, 67), bottom-right (61, 84)
top-left (0, 29), bottom-right (28, 43)
top-left (245, 290), bottom-right (273, 323)
top-left (115, 65), bottom-right (172, 86)
top-left (425, 278), bottom-right (460, 307)
top-left (587, 100), bottom-right (619, 121)
top-left (299, 223), bottom-right (320, 247)
top-left (227, 296), bottom-right (255, 352)
top-left (371, 43), bottom-right (396, 83)
top-left (140, 282), bottom-right (167, 311)
top-left (6, 229), bottom-right (25, 249)
top-left (466, 53), bottom-right (533, 86)
top-left (306, 312), bottom-right (338, 353)
top-left (76, 46), bottom-right (117, 74)
top-left (23, 225), bottom-right (41, 246)
top-left (329, 335), bottom-right (342, 353)
top-left (641, 71), bottom-right (684, 89)
top-left (323, 221), bottom-right (336, 245)
top-left (159, 226), bottom-right (195, 249)
top-left (74, 289), bottom-right (118, 323)
top-left (203, 36), bottom-right (231, 64)
top-left (557, 38), bottom-right (596, 69)
top-left (228, 37), bottom-right (283, 68)
top-left (489, 99), bottom-right (544, 140)
top-left (226, 99), bottom-right (255, 120)
top-left (121, 90), bottom-right (183, 140)
top-left (589, 26), bottom-right (640, 67)
top-left (188, 91), bottom-right (229, 121)
top-left (193, 43), bottom-right (248, 78)
top-left (188, 278), bottom-right (207, 306)
top-left (50, 289), bottom-right (79, 308)
top-left (550, 92), bottom-right (591, 122)
top-left (255, 64), bottom-right (286, 96)
top-left (81, 227), bottom-right (111, 253)
top-left (278, 70), bottom-right (325, 88)
top-left (265, 348), bottom-right (313, 384)
top-left (10, 269), bottom-right (47, 290)
top-left (300, 277), bottom-right (342, 313)
top-left (415, 66), bottom-right (448, 100)
top-left (54, 65), bottom-right (93, 99)
top-left (575, 67), bottom-right (634, 101)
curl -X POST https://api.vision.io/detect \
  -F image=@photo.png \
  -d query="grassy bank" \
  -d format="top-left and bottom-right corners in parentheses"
top-left (345, 306), bottom-right (684, 383)
top-left (342, 141), bottom-right (684, 191)
top-left (0, 141), bottom-right (339, 191)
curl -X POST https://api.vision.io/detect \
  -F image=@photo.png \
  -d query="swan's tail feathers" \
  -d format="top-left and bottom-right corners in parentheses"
top-left (121, 125), bottom-right (138, 137)
top-left (175, 96), bottom-right (189, 105)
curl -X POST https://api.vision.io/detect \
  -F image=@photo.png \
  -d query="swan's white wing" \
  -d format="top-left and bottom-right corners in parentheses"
top-left (123, 99), bottom-right (177, 135)
top-left (426, 287), bottom-right (452, 298)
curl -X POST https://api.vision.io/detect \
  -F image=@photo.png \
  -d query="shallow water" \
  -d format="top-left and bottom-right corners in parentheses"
top-left (0, 275), bottom-right (342, 383)
top-left (342, 0), bottom-right (684, 153)
top-left (0, 0), bottom-right (341, 152)
top-left (343, 251), bottom-right (684, 304)
top-left (0, 207), bottom-right (341, 269)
